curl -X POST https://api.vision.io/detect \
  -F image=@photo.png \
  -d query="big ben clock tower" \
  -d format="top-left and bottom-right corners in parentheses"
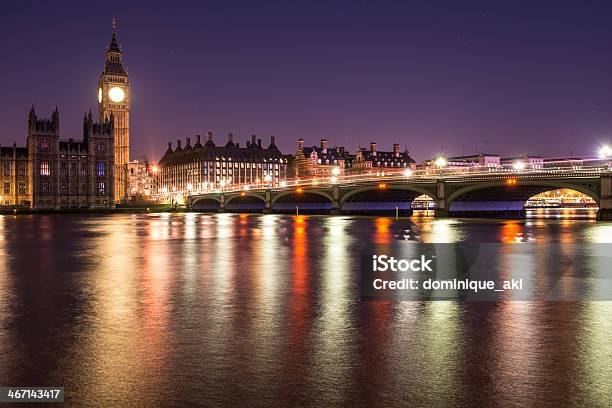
top-left (98, 18), bottom-right (130, 203)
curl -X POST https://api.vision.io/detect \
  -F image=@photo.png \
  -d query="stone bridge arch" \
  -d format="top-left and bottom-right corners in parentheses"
top-left (446, 179), bottom-right (600, 216)
top-left (225, 193), bottom-right (267, 213)
top-left (339, 184), bottom-right (437, 214)
top-left (271, 189), bottom-right (334, 213)
top-left (191, 196), bottom-right (221, 212)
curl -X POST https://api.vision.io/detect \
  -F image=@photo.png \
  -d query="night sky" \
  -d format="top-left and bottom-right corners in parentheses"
top-left (1, 0), bottom-right (612, 162)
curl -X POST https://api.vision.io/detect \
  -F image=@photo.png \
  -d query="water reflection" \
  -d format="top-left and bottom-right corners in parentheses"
top-left (0, 213), bottom-right (610, 406)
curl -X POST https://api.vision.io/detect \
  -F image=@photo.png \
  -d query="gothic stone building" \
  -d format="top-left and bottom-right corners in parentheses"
top-left (0, 144), bottom-right (29, 206)
top-left (12, 107), bottom-right (115, 209)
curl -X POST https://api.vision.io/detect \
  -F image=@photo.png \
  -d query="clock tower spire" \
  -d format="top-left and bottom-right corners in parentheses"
top-left (98, 18), bottom-right (130, 204)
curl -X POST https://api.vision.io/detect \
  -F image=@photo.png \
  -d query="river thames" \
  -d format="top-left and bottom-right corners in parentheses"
top-left (0, 212), bottom-right (611, 407)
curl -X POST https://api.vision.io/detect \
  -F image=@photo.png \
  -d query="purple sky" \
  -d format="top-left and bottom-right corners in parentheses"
top-left (1, 1), bottom-right (612, 162)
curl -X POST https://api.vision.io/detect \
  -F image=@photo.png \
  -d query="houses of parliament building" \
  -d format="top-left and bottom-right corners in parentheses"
top-left (0, 21), bottom-right (129, 209)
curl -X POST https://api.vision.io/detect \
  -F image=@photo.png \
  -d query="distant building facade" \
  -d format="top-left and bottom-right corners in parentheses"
top-left (293, 139), bottom-right (415, 176)
top-left (157, 133), bottom-right (288, 198)
top-left (293, 138), bottom-right (351, 177)
top-left (128, 159), bottom-right (157, 201)
top-left (500, 155), bottom-right (543, 169)
top-left (0, 144), bottom-right (29, 206)
top-left (422, 153), bottom-right (501, 170)
top-left (351, 142), bottom-right (416, 172)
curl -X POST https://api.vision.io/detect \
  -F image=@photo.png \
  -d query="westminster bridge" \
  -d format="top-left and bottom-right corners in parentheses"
top-left (186, 164), bottom-right (612, 220)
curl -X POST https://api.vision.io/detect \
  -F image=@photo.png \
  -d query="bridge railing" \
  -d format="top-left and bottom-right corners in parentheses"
top-left (179, 159), bottom-right (610, 197)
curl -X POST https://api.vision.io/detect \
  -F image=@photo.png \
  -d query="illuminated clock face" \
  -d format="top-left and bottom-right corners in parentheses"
top-left (108, 86), bottom-right (125, 103)
top-left (98, 88), bottom-right (102, 103)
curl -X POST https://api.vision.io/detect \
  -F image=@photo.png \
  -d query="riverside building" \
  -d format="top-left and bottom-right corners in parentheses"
top-left (157, 133), bottom-right (288, 199)
top-left (292, 139), bottom-right (416, 176)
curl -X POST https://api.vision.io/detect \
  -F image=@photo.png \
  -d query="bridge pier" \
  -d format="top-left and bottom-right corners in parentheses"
top-left (597, 173), bottom-right (612, 221)
top-left (331, 185), bottom-right (340, 215)
top-left (264, 190), bottom-right (272, 213)
top-left (434, 180), bottom-right (449, 217)
top-left (219, 194), bottom-right (226, 212)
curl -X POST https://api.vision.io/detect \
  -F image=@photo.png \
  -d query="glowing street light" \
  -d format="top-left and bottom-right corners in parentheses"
top-left (403, 169), bottom-right (413, 177)
top-left (151, 165), bottom-right (159, 174)
top-left (435, 157), bottom-right (447, 168)
top-left (513, 161), bottom-right (525, 171)
top-left (330, 176), bottom-right (338, 183)
top-left (600, 145), bottom-right (612, 159)
top-left (186, 183), bottom-right (193, 191)
top-left (264, 174), bottom-right (272, 183)
top-left (331, 167), bottom-right (341, 176)
top-left (279, 181), bottom-right (287, 187)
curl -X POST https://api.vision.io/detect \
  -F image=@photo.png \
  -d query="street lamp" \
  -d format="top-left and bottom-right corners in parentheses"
top-left (330, 176), bottom-right (338, 183)
top-left (513, 161), bottom-right (525, 171)
top-left (403, 169), bottom-right (413, 177)
top-left (331, 167), bottom-right (340, 176)
top-left (600, 145), bottom-right (612, 159)
top-left (435, 156), bottom-right (447, 168)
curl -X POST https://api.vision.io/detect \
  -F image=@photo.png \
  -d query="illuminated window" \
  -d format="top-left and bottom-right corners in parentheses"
top-left (97, 162), bottom-right (105, 176)
top-left (97, 182), bottom-right (106, 194)
top-left (40, 161), bottom-right (50, 176)
top-left (3, 182), bottom-right (10, 194)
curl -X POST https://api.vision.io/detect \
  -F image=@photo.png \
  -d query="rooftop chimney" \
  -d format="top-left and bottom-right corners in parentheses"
top-left (206, 131), bottom-right (213, 142)
top-left (257, 138), bottom-right (262, 148)
top-left (393, 143), bottom-right (400, 156)
top-left (297, 138), bottom-right (304, 151)
top-left (195, 134), bottom-right (201, 146)
top-left (270, 136), bottom-right (276, 148)
top-left (320, 139), bottom-right (328, 152)
top-left (370, 142), bottom-right (377, 155)
top-left (186, 137), bottom-right (191, 148)
top-left (251, 135), bottom-right (256, 146)
top-left (176, 140), bottom-right (182, 150)
top-left (167, 141), bottom-right (172, 151)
